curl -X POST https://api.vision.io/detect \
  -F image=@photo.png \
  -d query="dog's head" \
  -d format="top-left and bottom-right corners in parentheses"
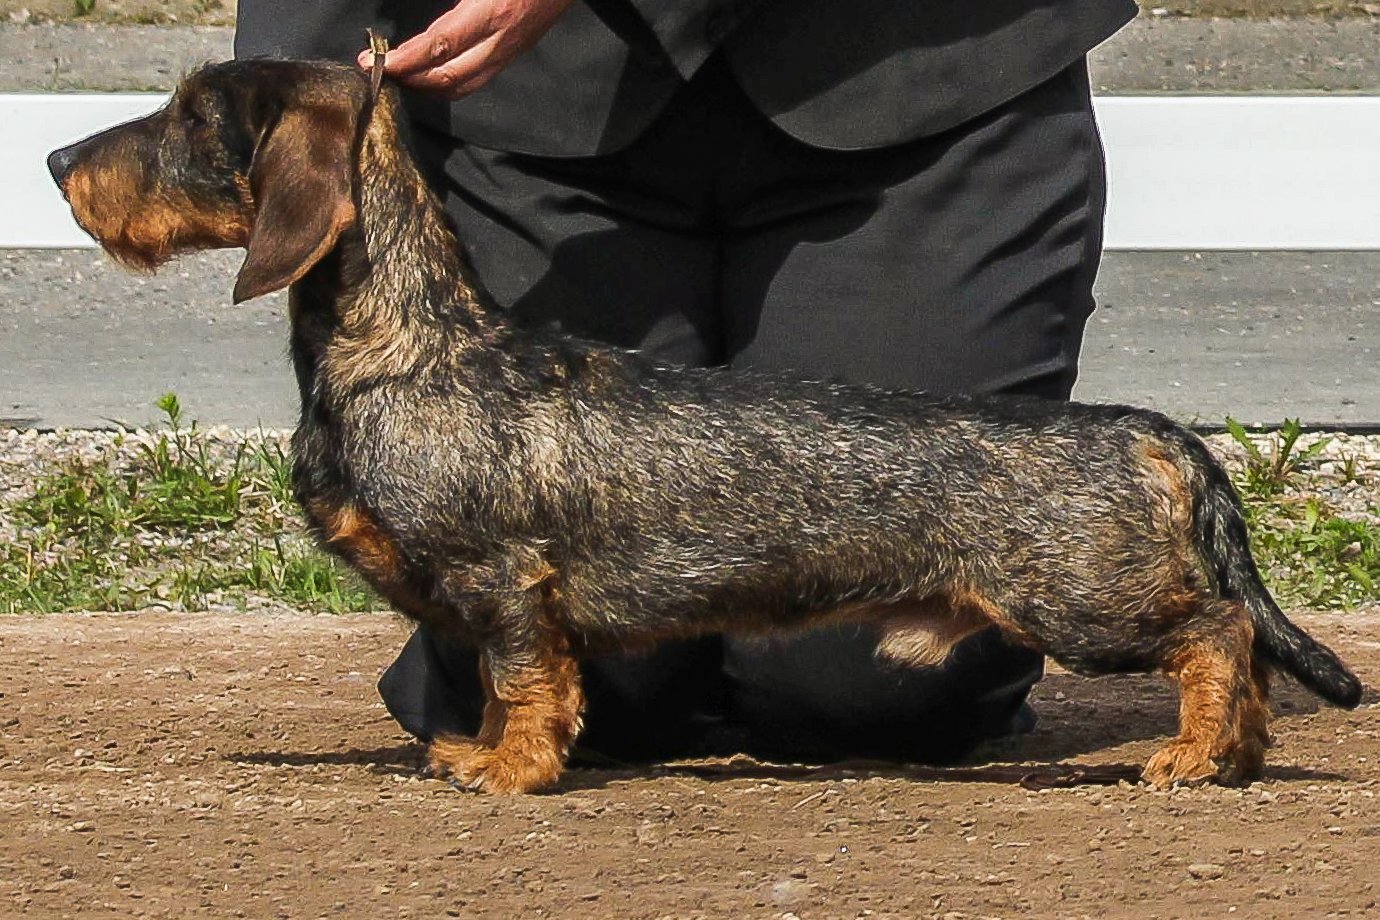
top-left (48, 60), bottom-right (377, 303)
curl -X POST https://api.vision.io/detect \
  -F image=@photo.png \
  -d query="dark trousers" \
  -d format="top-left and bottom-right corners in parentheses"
top-left (375, 53), bottom-right (1109, 763)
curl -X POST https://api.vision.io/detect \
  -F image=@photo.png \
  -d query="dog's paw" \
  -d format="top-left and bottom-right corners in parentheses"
top-left (1143, 740), bottom-right (1220, 789)
top-left (426, 736), bottom-right (560, 794)
top-left (424, 735), bottom-right (485, 780)
top-left (1216, 737), bottom-right (1267, 788)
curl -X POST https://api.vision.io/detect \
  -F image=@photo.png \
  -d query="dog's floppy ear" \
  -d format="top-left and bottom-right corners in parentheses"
top-left (232, 100), bottom-right (361, 304)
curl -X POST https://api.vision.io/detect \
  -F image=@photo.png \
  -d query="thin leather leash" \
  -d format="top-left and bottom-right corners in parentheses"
top-left (366, 28), bottom-right (388, 102)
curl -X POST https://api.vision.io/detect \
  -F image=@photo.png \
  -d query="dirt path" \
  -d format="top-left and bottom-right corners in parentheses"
top-left (1, 609), bottom-right (1376, 918)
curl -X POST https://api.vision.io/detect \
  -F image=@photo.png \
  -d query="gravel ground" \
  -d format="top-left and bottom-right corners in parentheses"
top-left (0, 249), bottom-right (291, 430)
top-left (0, 22), bottom-right (229, 91)
top-left (1091, 14), bottom-right (1380, 93)
top-left (1, 608), bottom-right (1376, 918)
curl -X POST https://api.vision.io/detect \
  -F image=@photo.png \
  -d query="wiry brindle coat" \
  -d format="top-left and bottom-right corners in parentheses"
top-left (49, 61), bottom-right (1362, 794)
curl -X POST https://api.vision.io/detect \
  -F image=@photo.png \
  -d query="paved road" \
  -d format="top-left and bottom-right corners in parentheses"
top-left (2, 16), bottom-right (1378, 429)
top-left (2, 248), bottom-right (1375, 430)
top-left (1082, 251), bottom-right (1378, 427)
top-left (6, 17), bottom-right (1380, 93)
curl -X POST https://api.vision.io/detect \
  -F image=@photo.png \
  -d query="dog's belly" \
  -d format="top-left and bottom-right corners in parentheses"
top-left (557, 549), bottom-right (992, 655)
top-left (561, 585), bottom-right (1020, 673)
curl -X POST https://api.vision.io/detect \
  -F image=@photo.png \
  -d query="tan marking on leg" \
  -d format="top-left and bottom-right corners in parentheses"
top-left (1144, 604), bottom-right (1256, 787)
top-left (428, 637), bottom-right (584, 795)
top-left (474, 657), bottom-right (508, 747)
top-left (1139, 442), bottom-right (1195, 538)
top-left (424, 658), bottom-right (510, 780)
top-left (305, 498), bottom-right (407, 582)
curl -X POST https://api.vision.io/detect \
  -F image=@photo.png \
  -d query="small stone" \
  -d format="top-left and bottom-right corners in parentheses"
top-left (1188, 863), bottom-right (1225, 880)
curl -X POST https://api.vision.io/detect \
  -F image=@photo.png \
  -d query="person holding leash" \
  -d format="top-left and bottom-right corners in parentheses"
top-left (235, 0), bottom-right (1138, 764)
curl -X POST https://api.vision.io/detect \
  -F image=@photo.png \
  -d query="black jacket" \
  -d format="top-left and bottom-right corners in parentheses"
top-left (236, 0), bottom-right (1138, 155)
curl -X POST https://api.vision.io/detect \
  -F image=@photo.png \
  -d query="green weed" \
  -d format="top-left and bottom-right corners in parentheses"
top-left (0, 395), bottom-right (377, 615)
top-left (243, 536), bottom-right (376, 615)
top-left (1224, 419), bottom-right (1380, 609)
top-left (16, 394), bottom-right (247, 538)
top-left (1224, 416), bottom-right (1330, 498)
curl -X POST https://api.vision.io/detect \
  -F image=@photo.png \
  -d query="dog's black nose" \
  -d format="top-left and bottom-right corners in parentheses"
top-left (47, 145), bottom-right (78, 186)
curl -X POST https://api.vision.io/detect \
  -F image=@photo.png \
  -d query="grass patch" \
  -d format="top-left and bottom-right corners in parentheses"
top-left (0, 395), bottom-right (376, 615)
top-left (1224, 418), bottom-right (1380, 609)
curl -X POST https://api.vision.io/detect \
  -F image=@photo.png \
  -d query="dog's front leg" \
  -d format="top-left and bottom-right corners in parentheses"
top-left (428, 596), bottom-right (584, 794)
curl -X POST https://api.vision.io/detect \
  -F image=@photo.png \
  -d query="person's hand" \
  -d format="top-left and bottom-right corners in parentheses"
top-left (358, 0), bottom-right (577, 98)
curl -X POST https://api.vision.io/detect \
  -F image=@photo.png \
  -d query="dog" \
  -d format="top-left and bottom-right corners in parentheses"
top-left (47, 60), bottom-right (1362, 794)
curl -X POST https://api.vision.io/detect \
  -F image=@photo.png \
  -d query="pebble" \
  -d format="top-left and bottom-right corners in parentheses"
top-left (1188, 863), bottom-right (1226, 880)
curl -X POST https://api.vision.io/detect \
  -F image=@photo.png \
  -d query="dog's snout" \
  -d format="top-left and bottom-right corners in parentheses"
top-left (47, 145), bottom-right (79, 187)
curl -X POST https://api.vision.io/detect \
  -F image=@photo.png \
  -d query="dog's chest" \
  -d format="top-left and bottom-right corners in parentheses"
top-left (289, 415), bottom-right (439, 614)
top-left (299, 486), bottom-right (447, 619)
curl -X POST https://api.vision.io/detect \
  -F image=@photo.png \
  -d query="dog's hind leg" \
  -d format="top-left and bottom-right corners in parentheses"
top-left (1144, 600), bottom-right (1259, 787)
top-left (1224, 659), bottom-right (1272, 785)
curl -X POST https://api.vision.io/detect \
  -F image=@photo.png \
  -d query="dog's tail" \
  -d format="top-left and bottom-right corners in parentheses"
top-left (1166, 424), bottom-right (1363, 708)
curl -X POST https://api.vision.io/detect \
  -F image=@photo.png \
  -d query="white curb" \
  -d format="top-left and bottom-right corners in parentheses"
top-left (2, 94), bottom-right (166, 248)
top-left (1096, 96), bottom-right (1380, 250)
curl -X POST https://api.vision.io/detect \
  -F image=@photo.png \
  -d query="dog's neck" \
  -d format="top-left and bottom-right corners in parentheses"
top-left (291, 102), bottom-right (504, 394)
